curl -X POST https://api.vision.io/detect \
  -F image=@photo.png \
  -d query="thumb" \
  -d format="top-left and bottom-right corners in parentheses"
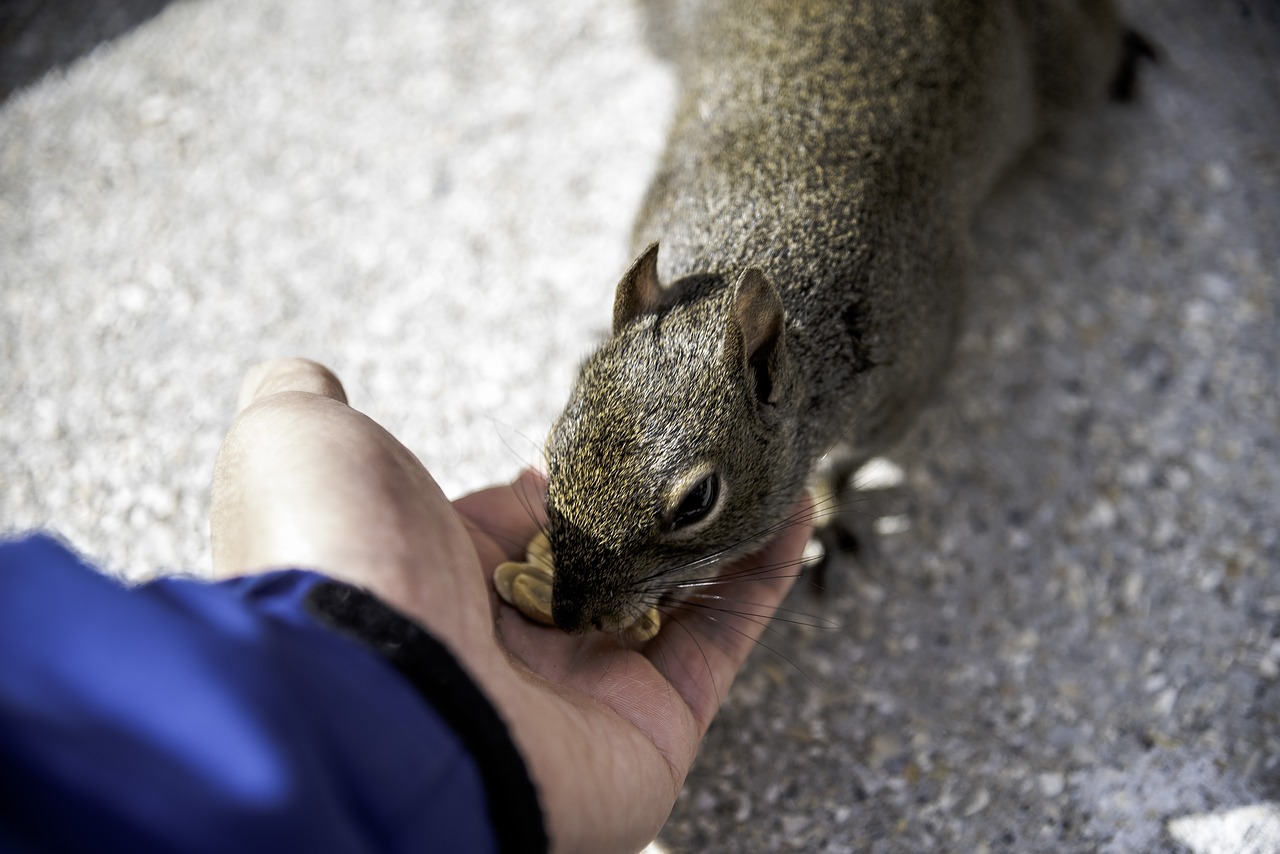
top-left (235, 358), bottom-right (348, 412)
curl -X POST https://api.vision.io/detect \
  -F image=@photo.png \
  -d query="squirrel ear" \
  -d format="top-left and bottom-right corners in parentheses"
top-left (727, 267), bottom-right (786, 407)
top-left (612, 242), bottom-right (663, 334)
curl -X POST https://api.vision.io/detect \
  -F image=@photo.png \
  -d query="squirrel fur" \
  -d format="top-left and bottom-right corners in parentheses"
top-left (543, 0), bottom-right (1128, 634)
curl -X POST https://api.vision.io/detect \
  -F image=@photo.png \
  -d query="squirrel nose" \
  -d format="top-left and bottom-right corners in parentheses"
top-left (550, 595), bottom-right (594, 635)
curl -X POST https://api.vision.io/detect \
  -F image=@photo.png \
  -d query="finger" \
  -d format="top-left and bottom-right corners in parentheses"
top-left (236, 358), bottom-right (347, 413)
top-left (212, 392), bottom-right (401, 578)
top-left (453, 468), bottom-right (548, 565)
top-left (645, 497), bottom-right (813, 733)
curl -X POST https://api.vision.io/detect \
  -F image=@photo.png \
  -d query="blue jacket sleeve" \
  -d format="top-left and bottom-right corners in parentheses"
top-left (0, 534), bottom-right (547, 854)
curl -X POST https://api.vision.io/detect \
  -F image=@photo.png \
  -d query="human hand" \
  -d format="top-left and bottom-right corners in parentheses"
top-left (211, 358), bottom-right (810, 854)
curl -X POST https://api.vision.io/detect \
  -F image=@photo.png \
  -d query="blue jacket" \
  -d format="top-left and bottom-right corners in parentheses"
top-left (0, 534), bottom-right (546, 853)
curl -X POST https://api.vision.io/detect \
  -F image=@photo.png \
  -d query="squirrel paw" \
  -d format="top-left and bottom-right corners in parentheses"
top-left (1110, 27), bottom-right (1159, 102)
top-left (802, 519), bottom-right (864, 594)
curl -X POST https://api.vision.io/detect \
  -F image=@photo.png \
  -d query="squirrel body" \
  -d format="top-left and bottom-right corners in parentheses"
top-left (544, 0), bottom-right (1126, 634)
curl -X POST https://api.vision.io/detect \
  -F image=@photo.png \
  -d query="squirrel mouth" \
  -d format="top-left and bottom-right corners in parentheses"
top-left (590, 604), bottom-right (663, 642)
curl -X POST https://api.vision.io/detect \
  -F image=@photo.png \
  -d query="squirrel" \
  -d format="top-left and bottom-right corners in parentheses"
top-left (540, 0), bottom-right (1137, 635)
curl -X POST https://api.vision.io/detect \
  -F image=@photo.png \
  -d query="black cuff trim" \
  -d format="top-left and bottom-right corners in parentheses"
top-left (306, 581), bottom-right (548, 854)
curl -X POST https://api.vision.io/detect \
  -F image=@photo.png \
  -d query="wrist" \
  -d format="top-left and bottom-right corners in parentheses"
top-left (306, 578), bottom-right (550, 854)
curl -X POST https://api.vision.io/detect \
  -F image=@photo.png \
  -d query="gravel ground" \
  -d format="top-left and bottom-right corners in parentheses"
top-left (2, 1), bottom-right (1277, 852)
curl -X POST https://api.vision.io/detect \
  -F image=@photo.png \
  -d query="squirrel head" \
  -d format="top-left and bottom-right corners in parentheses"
top-left (544, 243), bottom-right (803, 635)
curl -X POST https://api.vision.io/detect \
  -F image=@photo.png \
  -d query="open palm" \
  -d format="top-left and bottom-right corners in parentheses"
top-left (212, 359), bottom-right (809, 854)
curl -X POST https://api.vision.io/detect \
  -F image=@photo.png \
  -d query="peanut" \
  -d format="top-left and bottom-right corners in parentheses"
top-left (493, 560), bottom-right (555, 625)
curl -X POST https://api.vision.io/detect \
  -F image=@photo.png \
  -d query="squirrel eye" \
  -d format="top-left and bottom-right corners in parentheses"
top-left (670, 472), bottom-right (720, 530)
